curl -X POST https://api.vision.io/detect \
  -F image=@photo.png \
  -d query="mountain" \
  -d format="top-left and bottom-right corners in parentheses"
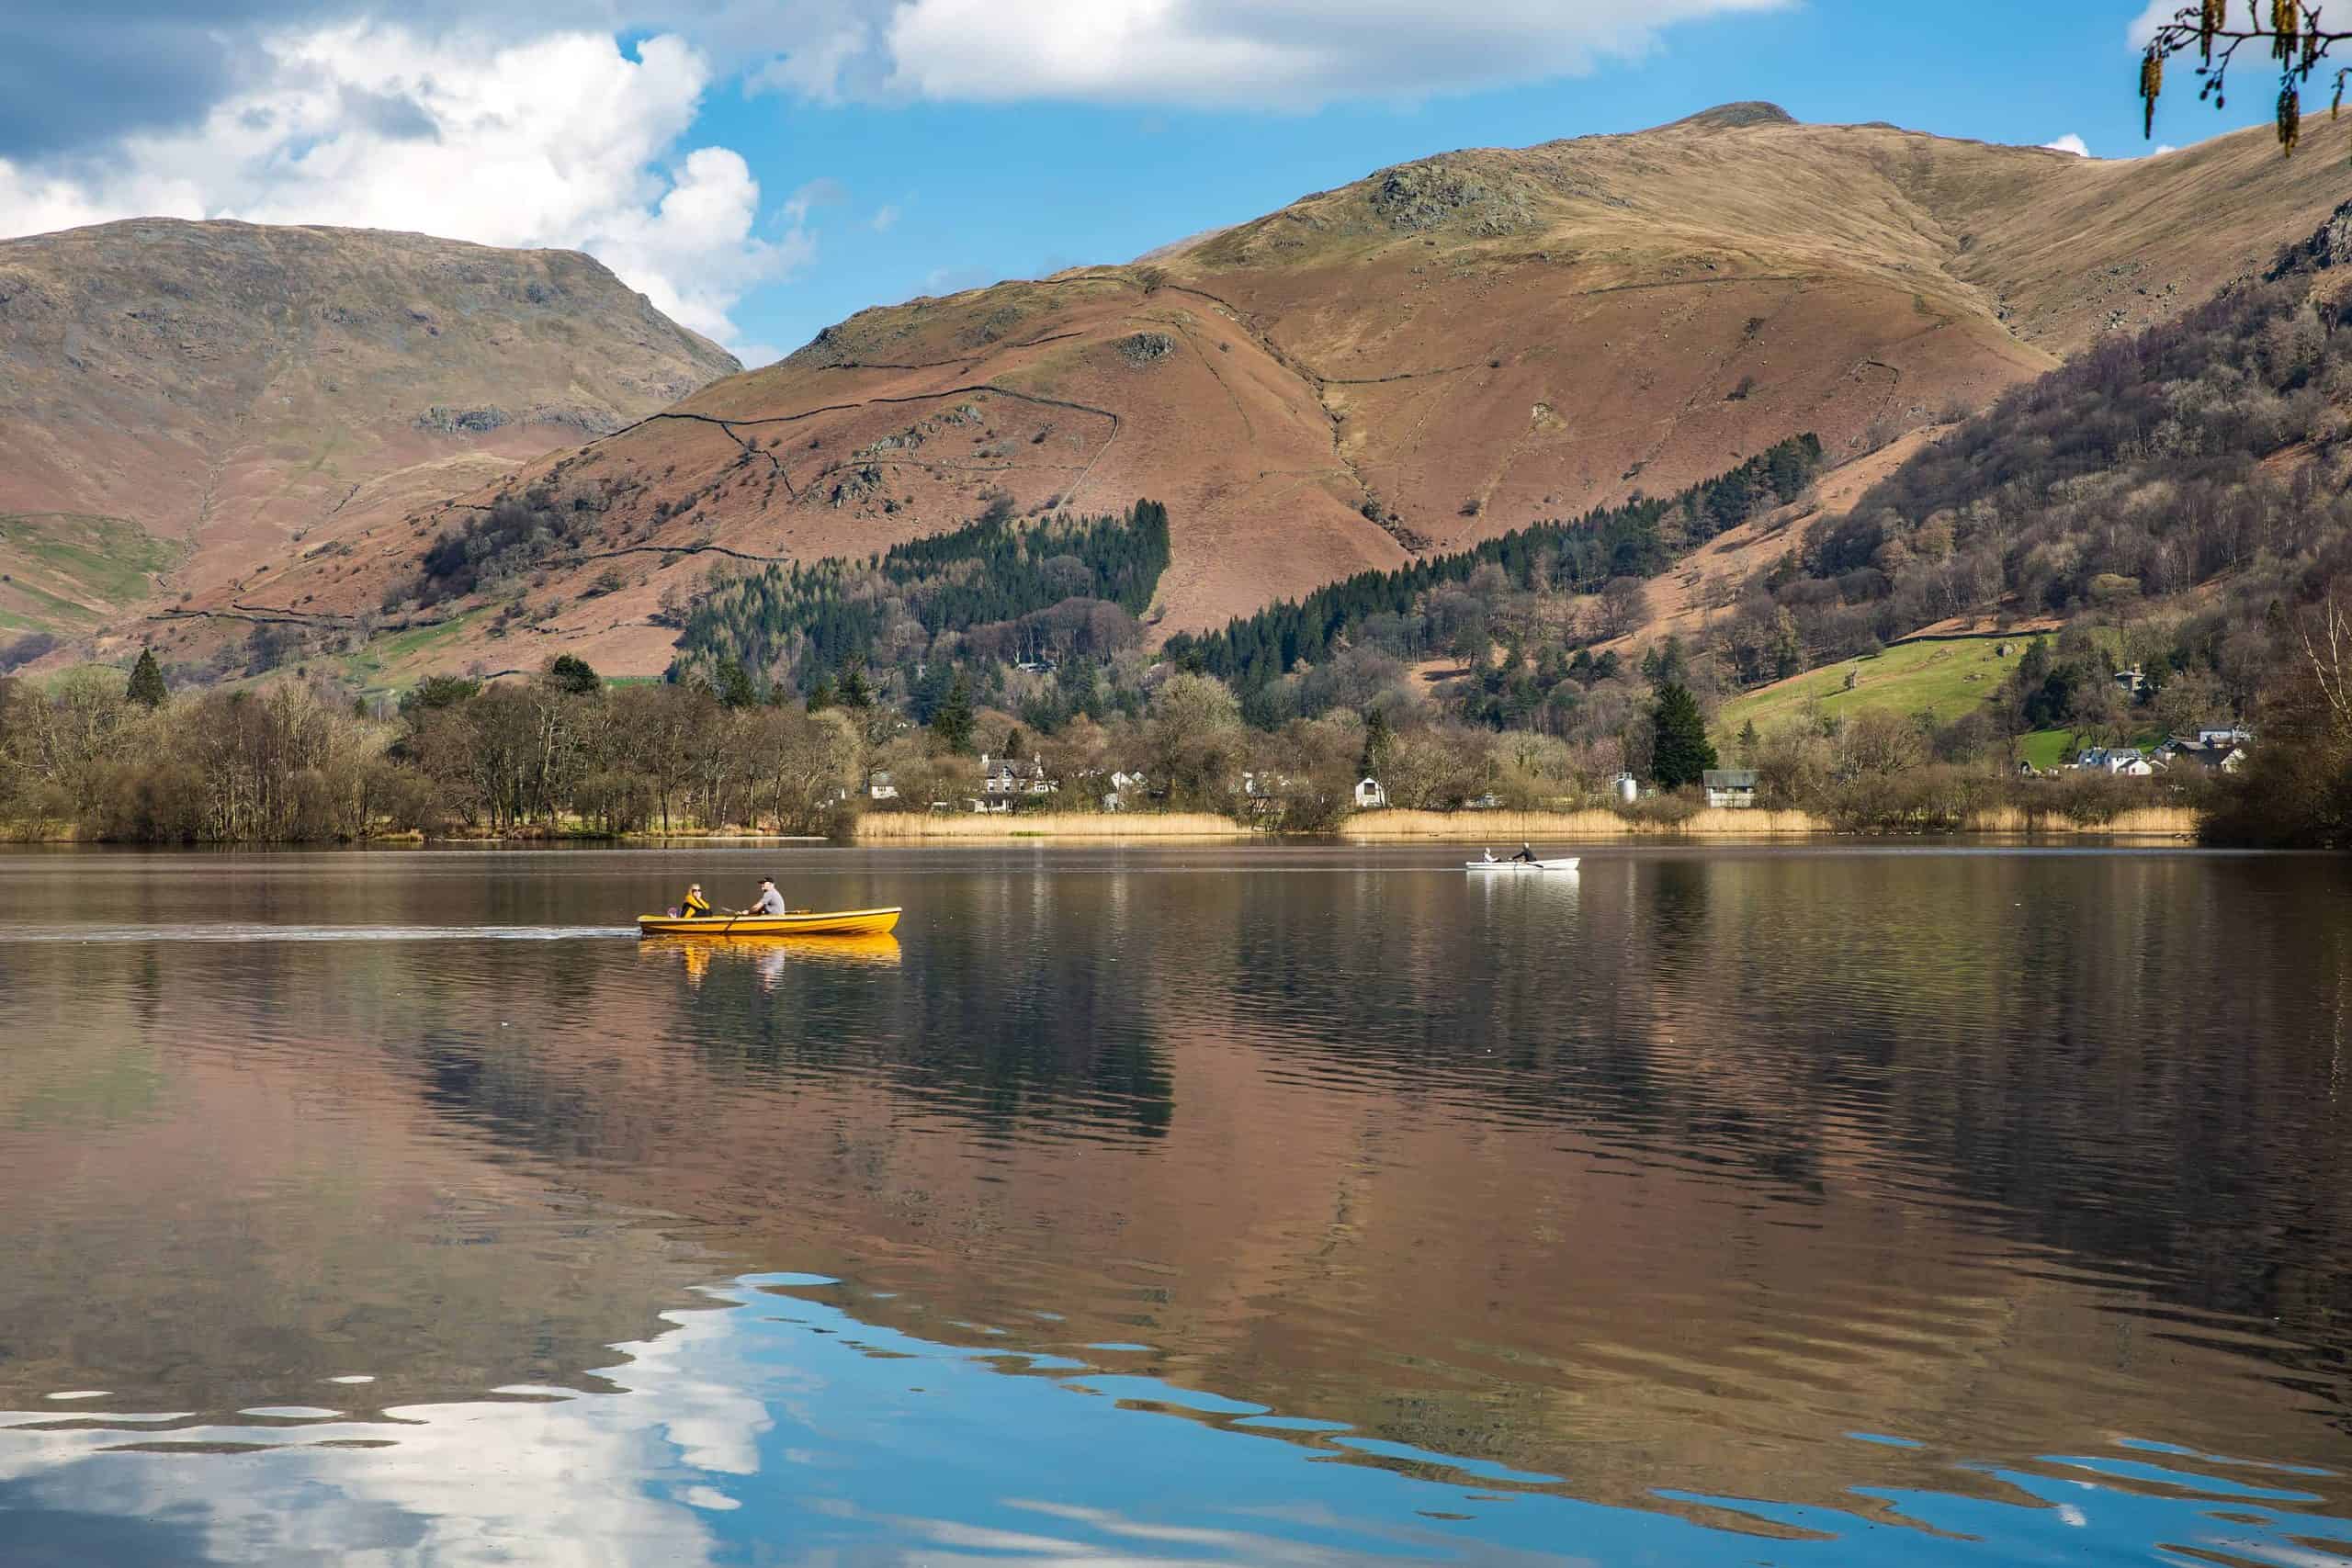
top-left (0, 220), bottom-right (739, 644)
top-left (145, 107), bottom-right (2352, 682)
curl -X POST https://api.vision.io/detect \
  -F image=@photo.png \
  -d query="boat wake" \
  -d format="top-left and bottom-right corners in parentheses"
top-left (0, 925), bottom-right (643, 944)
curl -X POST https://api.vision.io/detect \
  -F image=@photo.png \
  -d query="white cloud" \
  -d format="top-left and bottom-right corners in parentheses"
top-left (870, 203), bottom-right (900, 232)
top-left (2127, 2), bottom-right (2172, 49)
top-left (868, 0), bottom-right (1792, 109)
top-left (2041, 133), bottom-right (2091, 157)
top-left (0, 25), bottom-right (803, 352)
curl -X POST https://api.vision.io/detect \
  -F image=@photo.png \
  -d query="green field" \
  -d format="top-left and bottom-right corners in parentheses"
top-left (341, 613), bottom-right (478, 695)
top-left (0, 513), bottom-right (183, 636)
top-left (1718, 634), bottom-right (2026, 738)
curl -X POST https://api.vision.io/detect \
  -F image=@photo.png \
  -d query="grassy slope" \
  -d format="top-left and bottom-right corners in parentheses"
top-left (1716, 634), bottom-right (2025, 737)
top-left (0, 513), bottom-right (183, 636)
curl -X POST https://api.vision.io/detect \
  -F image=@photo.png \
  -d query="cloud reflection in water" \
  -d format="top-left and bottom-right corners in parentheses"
top-left (2, 1273), bottom-right (2346, 1567)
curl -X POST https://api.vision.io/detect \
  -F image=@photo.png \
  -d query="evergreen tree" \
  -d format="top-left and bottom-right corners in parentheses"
top-left (1005, 726), bottom-right (1026, 760)
top-left (125, 648), bottom-right (167, 709)
top-left (713, 658), bottom-right (760, 710)
top-left (1737, 719), bottom-right (1760, 762)
top-left (1650, 682), bottom-right (1717, 789)
top-left (1359, 706), bottom-right (1393, 778)
top-left (932, 669), bottom-right (977, 755)
top-left (401, 673), bottom-right (481, 713)
top-left (840, 666), bottom-right (874, 709)
top-left (545, 653), bottom-right (600, 695)
top-left (806, 676), bottom-right (836, 712)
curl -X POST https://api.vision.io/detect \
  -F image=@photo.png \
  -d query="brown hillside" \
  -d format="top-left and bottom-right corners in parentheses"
top-left (0, 220), bottom-right (739, 637)
top-left (149, 108), bottom-right (2352, 681)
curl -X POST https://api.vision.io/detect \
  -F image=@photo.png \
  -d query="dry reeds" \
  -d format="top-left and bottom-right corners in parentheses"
top-left (853, 811), bottom-right (1251, 840)
top-left (1339, 807), bottom-right (1826, 840)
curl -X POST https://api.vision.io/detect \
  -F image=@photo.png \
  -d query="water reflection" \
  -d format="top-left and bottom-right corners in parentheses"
top-left (5, 1272), bottom-right (2347, 1567)
top-left (0, 847), bottom-right (2349, 1562)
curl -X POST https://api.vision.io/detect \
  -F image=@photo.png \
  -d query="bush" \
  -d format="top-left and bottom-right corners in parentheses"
top-left (0, 633), bottom-right (58, 673)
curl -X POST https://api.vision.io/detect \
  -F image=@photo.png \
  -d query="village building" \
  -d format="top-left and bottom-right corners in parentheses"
top-left (2074, 747), bottom-right (2154, 776)
top-left (1353, 777), bottom-right (1389, 809)
top-left (2154, 734), bottom-right (2249, 774)
top-left (978, 752), bottom-right (1056, 798)
top-left (1703, 768), bottom-right (1759, 808)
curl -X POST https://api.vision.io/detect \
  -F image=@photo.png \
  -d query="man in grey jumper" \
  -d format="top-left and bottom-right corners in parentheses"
top-left (749, 878), bottom-right (787, 916)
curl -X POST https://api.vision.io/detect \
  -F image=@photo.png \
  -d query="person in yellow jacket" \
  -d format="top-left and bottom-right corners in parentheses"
top-left (677, 883), bottom-right (712, 919)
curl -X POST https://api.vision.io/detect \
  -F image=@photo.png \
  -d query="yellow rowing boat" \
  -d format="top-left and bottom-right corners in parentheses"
top-left (636, 907), bottom-right (901, 938)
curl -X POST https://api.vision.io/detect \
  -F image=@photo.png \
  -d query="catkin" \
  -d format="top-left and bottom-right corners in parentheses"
top-left (2142, 51), bottom-right (2165, 137)
top-left (2279, 85), bottom-right (2303, 153)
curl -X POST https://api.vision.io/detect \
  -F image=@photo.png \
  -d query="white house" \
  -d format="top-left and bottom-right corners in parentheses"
top-left (1101, 769), bottom-right (1150, 812)
top-left (1353, 777), bottom-right (1389, 809)
top-left (866, 771), bottom-right (899, 801)
top-left (2075, 747), bottom-right (2154, 776)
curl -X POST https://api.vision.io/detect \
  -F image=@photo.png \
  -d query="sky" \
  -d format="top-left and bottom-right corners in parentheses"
top-left (0, 2), bottom-right (2272, 367)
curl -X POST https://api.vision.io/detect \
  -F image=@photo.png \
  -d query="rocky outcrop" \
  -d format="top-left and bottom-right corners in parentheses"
top-left (1118, 332), bottom-right (1178, 367)
top-left (1368, 158), bottom-right (1536, 237)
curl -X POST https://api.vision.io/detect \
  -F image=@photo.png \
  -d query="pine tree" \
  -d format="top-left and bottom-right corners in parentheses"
top-left (840, 666), bottom-right (874, 709)
top-left (1650, 682), bottom-right (1717, 789)
top-left (806, 676), bottom-right (836, 712)
top-left (932, 669), bottom-right (977, 755)
top-left (125, 648), bottom-right (167, 709)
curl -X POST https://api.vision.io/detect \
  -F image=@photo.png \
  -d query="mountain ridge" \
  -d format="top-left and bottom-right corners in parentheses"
top-left (58, 108), bottom-right (2352, 682)
top-left (0, 219), bottom-right (740, 638)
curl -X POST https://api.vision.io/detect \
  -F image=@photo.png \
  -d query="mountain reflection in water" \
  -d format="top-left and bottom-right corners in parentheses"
top-left (0, 845), bottom-right (2347, 1565)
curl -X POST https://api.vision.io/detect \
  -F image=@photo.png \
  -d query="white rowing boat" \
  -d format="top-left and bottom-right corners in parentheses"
top-left (1464, 857), bottom-right (1580, 872)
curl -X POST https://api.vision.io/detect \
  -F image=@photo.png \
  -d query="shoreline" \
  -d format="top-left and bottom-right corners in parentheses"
top-left (0, 807), bottom-right (2205, 848)
top-left (848, 806), bottom-right (2202, 842)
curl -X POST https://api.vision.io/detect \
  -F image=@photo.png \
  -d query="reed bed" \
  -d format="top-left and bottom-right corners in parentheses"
top-left (853, 811), bottom-right (1252, 840)
top-left (1962, 805), bottom-right (2199, 836)
top-left (1340, 807), bottom-right (1826, 840)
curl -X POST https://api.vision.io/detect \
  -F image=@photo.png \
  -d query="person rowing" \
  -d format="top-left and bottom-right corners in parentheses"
top-left (1510, 842), bottom-right (1540, 863)
top-left (747, 877), bottom-right (787, 917)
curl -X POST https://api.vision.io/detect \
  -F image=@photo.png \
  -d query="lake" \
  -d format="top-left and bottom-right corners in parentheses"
top-left (0, 844), bottom-right (2347, 1565)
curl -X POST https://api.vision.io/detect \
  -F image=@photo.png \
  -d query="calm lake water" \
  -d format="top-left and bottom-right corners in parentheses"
top-left (0, 844), bottom-right (2347, 1566)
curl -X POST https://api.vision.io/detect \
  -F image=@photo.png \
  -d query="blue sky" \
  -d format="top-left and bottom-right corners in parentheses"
top-left (0, 2), bottom-right (2270, 363)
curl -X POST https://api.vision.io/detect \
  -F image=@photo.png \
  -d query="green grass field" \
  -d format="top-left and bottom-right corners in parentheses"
top-left (340, 613), bottom-right (478, 696)
top-left (0, 513), bottom-right (183, 636)
top-left (1718, 635), bottom-right (2025, 738)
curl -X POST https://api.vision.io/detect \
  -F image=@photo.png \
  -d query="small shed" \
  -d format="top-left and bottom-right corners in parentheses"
top-left (1702, 769), bottom-right (1759, 808)
top-left (1353, 777), bottom-right (1389, 809)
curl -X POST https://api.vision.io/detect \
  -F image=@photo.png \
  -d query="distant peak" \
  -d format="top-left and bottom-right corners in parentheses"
top-left (1670, 101), bottom-right (1797, 130)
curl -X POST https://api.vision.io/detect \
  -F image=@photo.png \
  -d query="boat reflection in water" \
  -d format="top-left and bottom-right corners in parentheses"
top-left (639, 932), bottom-right (903, 987)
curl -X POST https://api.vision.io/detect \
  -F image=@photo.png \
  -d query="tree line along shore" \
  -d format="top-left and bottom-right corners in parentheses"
top-left (0, 649), bottom-right (2228, 845)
